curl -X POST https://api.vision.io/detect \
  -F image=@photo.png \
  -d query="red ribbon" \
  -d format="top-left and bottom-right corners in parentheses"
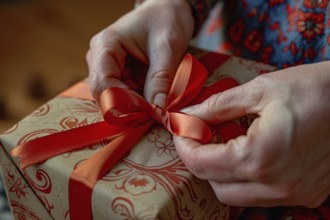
top-left (12, 54), bottom-right (246, 220)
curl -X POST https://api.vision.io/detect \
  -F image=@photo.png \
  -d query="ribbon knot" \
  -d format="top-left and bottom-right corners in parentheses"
top-left (99, 54), bottom-right (213, 145)
top-left (11, 53), bottom-right (246, 220)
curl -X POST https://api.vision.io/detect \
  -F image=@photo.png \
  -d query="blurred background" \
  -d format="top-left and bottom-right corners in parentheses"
top-left (0, 0), bottom-right (133, 133)
top-left (0, 0), bottom-right (133, 218)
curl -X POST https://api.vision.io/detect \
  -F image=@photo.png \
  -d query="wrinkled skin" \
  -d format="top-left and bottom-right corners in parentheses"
top-left (174, 62), bottom-right (330, 207)
top-left (87, 0), bottom-right (330, 207)
top-left (86, 0), bottom-right (193, 107)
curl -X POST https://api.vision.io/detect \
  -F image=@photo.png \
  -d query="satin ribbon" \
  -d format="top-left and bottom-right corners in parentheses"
top-left (12, 54), bottom-right (246, 220)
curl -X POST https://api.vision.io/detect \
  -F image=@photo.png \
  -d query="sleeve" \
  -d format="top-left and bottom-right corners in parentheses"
top-left (135, 0), bottom-right (219, 35)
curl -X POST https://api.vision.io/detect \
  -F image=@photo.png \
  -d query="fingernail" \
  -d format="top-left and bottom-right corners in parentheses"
top-left (153, 93), bottom-right (167, 108)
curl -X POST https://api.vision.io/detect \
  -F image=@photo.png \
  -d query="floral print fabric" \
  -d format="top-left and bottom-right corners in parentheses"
top-left (224, 0), bottom-right (330, 68)
top-left (136, 0), bottom-right (330, 68)
top-left (194, 0), bottom-right (330, 68)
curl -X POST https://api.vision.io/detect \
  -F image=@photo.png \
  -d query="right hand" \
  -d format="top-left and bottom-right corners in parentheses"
top-left (86, 0), bottom-right (194, 107)
top-left (173, 62), bottom-right (330, 207)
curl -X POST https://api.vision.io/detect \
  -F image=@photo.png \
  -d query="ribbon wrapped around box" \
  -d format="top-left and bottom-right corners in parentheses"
top-left (0, 48), bottom-right (276, 220)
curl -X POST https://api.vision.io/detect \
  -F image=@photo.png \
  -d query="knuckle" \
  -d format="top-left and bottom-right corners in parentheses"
top-left (211, 92), bottom-right (228, 109)
top-left (244, 77), bottom-right (267, 110)
top-left (89, 72), bottom-right (109, 100)
top-left (184, 151), bottom-right (205, 179)
top-left (247, 80), bottom-right (264, 99)
top-left (243, 160), bottom-right (275, 182)
top-left (201, 93), bottom-right (224, 119)
top-left (148, 70), bottom-right (174, 94)
top-left (253, 73), bottom-right (273, 86)
top-left (164, 30), bottom-right (184, 49)
top-left (210, 184), bottom-right (241, 206)
top-left (89, 28), bottom-right (120, 52)
top-left (240, 146), bottom-right (284, 182)
top-left (272, 181), bottom-right (302, 203)
top-left (214, 192), bottom-right (235, 206)
top-left (89, 33), bottom-right (101, 49)
top-left (151, 70), bottom-right (174, 81)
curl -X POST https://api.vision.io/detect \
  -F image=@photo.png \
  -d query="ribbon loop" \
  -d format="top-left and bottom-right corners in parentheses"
top-left (101, 88), bottom-right (150, 126)
top-left (12, 53), bottom-right (247, 220)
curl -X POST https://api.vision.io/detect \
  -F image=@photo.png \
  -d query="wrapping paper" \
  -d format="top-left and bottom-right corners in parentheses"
top-left (0, 47), bottom-right (276, 220)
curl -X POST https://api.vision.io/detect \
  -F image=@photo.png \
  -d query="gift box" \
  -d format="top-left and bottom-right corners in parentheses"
top-left (0, 47), bottom-right (276, 220)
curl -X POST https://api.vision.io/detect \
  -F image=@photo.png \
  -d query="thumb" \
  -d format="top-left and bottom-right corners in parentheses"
top-left (182, 79), bottom-right (265, 123)
top-left (144, 40), bottom-right (188, 108)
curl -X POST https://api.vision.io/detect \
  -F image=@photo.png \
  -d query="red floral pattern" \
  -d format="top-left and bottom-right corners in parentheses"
top-left (111, 197), bottom-right (156, 219)
top-left (297, 11), bottom-right (325, 42)
top-left (196, 0), bottom-right (330, 68)
top-left (244, 29), bottom-right (263, 53)
top-left (304, 0), bottom-right (329, 8)
top-left (146, 125), bottom-right (176, 158)
top-left (11, 201), bottom-right (43, 220)
top-left (7, 171), bottom-right (28, 198)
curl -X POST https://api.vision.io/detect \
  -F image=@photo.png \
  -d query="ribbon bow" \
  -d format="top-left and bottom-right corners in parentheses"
top-left (12, 54), bottom-right (245, 220)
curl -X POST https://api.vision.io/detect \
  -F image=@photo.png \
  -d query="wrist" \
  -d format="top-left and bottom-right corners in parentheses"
top-left (135, 0), bottom-right (196, 34)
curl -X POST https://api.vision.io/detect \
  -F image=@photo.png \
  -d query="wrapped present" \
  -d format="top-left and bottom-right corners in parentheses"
top-left (0, 47), bottom-right (276, 220)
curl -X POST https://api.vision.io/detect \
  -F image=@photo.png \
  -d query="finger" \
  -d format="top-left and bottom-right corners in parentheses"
top-left (87, 29), bottom-right (147, 101)
top-left (173, 135), bottom-right (249, 182)
top-left (182, 78), bottom-right (266, 124)
top-left (144, 33), bottom-right (189, 107)
top-left (209, 181), bottom-right (291, 207)
top-left (174, 102), bottom-right (293, 182)
top-left (87, 33), bottom-right (127, 100)
top-left (139, 0), bottom-right (193, 107)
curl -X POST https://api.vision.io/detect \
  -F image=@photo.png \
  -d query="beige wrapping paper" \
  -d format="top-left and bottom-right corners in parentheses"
top-left (0, 48), bottom-right (276, 220)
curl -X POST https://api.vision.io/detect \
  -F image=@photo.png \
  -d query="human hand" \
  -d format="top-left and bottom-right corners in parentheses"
top-left (86, 0), bottom-right (194, 107)
top-left (173, 62), bottom-right (330, 207)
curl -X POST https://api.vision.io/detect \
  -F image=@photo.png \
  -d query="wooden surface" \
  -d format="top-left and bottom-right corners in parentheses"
top-left (0, 0), bottom-right (133, 133)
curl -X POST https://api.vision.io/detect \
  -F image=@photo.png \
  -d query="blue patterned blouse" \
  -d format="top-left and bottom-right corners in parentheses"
top-left (190, 0), bottom-right (330, 68)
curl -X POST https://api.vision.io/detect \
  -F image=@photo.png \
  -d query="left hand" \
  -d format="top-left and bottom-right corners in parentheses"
top-left (173, 61), bottom-right (330, 207)
top-left (86, 0), bottom-right (194, 107)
